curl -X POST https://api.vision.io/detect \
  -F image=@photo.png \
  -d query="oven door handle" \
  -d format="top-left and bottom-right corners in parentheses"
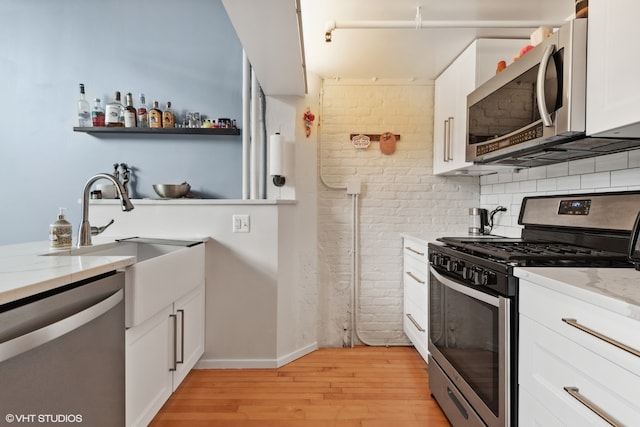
top-left (430, 267), bottom-right (499, 307)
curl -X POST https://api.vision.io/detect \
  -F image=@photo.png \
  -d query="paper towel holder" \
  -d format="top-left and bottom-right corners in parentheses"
top-left (270, 132), bottom-right (286, 187)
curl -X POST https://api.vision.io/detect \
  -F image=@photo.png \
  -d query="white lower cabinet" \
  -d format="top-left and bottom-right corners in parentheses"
top-left (126, 283), bottom-right (205, 427)
top-left (518, 279), bottom-right (640, 427)
top-left (402, 237), bottom-right (429, 361)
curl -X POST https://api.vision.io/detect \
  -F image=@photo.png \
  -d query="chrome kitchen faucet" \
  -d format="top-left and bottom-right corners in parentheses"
top-left (77, 173), bottom-right (134, 247)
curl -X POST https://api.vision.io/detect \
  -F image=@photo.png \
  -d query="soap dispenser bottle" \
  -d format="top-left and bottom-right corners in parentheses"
top-left (49, 208), bottom-right (72, 249)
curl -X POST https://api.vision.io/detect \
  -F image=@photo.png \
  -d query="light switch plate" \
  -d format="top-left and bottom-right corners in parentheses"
top-left (232, 214), bottom-right (250, 233)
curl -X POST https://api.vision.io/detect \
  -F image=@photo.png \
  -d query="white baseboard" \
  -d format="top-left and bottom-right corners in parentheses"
top-left (195, 342), bottom-right (318, 369)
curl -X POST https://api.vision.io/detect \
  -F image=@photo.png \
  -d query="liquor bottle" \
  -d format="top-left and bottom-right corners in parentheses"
top-left (137, 94), bottom-right (148, 128)
top-left (124, 93), bottom-right (137, 128)
top-left (162, 101), bottom-right (175, 128)
top-left (149, 101), bottom-right (163, 128)
top-left (77, 83), bottom-right (91, 127)
top-left (91, 98), bottom-right (105, 127)
top-left (105, 91), bottom-right (125, 127)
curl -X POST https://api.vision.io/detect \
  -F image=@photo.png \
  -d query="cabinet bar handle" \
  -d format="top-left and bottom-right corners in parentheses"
top-left (169, 314), bottom-right (178, 372)
top-left (406, 246), bottom-right (425, 256)
top-left (563, 386), bottom-right (623, 427)
top-left (562, 318), bottom-right (640, 358)
top-left (406, 271), bottom-right (425, 284)
top-left (447, 117), bottom-right (454, 161)
top-left (443, 119), bottom-right (449, 162)
top-left (177, 309), bottom-right (185, 364)
top-left (405, 313), bottom-right (425, 332)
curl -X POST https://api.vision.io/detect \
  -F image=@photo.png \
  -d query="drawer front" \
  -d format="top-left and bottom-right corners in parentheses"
top-left (518, 387), bottom-right (565, 427)
top-left (404, 297), bottom-right (427, 361)
top-left (519, 315), bottom-right (640, 426)
top-left (404, 265), bottom-right (427, 309)
top-left (520, 279), bottom-right (640, 371)
top-left (403, 239), bottom-right (428, 264)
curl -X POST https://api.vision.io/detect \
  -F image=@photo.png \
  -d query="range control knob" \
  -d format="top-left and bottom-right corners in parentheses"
top-left (446, 260), bottom-right (461, 272)
top-left (462, 266), bottom-right (474, 280)
top-left (436, 255), bottom-right (449, 267)
top-left (473, 269), bottom-right (488, 286)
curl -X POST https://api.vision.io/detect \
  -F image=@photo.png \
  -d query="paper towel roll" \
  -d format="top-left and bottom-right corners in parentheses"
top-left (269, 133), bottom-right (284, 176)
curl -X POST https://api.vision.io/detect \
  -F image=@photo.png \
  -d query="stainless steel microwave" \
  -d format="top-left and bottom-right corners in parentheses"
top-left (466, 19), bottom-right (589, 167)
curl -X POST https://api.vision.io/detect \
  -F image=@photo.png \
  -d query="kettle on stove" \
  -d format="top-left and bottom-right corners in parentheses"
top-left (469, 208), bottom-right (489, 235)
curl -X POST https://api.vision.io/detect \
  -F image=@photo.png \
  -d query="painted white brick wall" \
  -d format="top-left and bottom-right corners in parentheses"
top-left (480, 150), bottom-right (640, 237)
top-left (317, 79), bottom-right (480, 347)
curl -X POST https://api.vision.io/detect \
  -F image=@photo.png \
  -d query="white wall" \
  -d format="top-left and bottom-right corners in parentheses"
top-left (481, 150), bottom-right (640, 237)
top-left (317, 78), bottom-right (480, 347)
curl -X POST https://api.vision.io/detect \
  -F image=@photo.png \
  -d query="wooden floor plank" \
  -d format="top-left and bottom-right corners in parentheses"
top-left (150, 346), bottom-right (451, 427)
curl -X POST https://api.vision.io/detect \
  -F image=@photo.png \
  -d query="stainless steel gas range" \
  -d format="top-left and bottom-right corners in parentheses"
top-left (427, 191), bottom-right (640, 427)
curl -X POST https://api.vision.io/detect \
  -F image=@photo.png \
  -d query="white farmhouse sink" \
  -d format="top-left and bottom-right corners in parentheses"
top-left (46, 237), bottom-right (205, 327)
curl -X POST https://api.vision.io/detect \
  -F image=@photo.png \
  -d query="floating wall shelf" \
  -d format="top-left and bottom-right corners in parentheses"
top-left (73, 127), bottom-right (241, 136)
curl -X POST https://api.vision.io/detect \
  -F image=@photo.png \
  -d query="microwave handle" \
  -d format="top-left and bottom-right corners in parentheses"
top-left (536, 44), bottom-right (556, 127)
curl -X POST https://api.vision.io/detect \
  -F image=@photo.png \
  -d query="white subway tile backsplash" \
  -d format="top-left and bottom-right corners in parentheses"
top-left (629, 149), bottom-right (640, 168)
top-left (484, 173), bottom-right (500, 185)
top-left (580, 172), bottom-right (611, 189)
top-left (482, 155), bottom-right (638, 235)
top-left (518, 180), bottom-right (537, 193)
top-left (611, 167), bottom-right (640, 187)
top-left (528, 166), bottom-right (547, 180)
top-left (595, 152), bottom-right (628, 172)
top-left (569, 157), bottom-right (595, 175)
top-left (556, 175), bottom-right (581, 191)
top-left (536, 178), bottom-right (557, 192)
top-left (512, 168), bottom-right (530, 182)
top-left (546, 162), bottom-right (569, 178)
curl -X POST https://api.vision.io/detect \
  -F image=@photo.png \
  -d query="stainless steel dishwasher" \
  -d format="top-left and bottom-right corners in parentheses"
top-left (0, 271), bottom-right (125, 426)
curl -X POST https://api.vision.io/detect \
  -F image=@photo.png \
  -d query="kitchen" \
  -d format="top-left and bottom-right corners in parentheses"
top-left (1, 0), bottom-right (640, 426)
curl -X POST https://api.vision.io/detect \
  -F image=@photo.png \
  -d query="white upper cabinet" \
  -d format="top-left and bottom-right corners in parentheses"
top-left (433, 39), bottom-right (525, 175)
top-left (587, 0), bottom-right (640, 137)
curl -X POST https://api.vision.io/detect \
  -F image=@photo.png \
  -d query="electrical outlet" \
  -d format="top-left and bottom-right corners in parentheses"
top-left (232, 214), bottom-right (250, 233)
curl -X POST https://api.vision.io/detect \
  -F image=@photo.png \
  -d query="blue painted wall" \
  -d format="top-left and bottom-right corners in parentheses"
top-left (0, 0), bottom-right (243, 244)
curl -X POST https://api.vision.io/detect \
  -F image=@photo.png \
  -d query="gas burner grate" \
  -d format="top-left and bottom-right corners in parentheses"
top-left (454, 241), bottom-right (629, 265)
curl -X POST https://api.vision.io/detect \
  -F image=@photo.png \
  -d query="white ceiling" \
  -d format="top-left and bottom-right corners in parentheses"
top-left (300, 0), bottom-right (575, 80)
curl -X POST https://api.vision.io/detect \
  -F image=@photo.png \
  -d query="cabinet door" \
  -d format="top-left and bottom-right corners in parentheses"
top-left (448, 45), bottom-right (476, 170)
top-left (433, 39), bottom-right (524, 175)
top-left (126, 305), bottom-right (173, 427)
top-left (402, 238), bottom-right (429, 361)
top-left (587, 0), bottom-right (640, 137)
top-left (172, 283), bottom-right (205, 390)
top-left (433, 63), bottom-right (458, 175)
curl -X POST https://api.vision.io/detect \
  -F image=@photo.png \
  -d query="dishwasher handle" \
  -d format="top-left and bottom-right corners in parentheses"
top-left (0, 289), bottom-right (123, 363)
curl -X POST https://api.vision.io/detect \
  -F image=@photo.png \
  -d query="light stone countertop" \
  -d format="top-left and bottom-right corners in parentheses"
top-left (515, 267), bottom-right (640, 321)
top-left (0, 239), bottom-right (136, 306)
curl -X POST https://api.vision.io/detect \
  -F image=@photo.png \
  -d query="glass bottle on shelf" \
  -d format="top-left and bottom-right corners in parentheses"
top-left (91, 98), bottom-right (105, 127)
top-left (137, 93), bottom-right (148, 128)
top-left (77, 83), bottom-right (91, 127)
top-left (149, 101), bottom-right (163, 128)
top-left (105, 91), bottom-right (125, 127)
top-left (124, 92), bottom-right (137, 128)
top-left (162, 101), bottom-right (175, 128)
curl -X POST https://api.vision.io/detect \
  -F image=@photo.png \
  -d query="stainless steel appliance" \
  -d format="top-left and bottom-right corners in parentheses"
top-left (428, 191), bottom-right (640, 427)
top-left (466, 19), bottom-right (640, 167)
top-left (0, 272), bottom-right (125, 426)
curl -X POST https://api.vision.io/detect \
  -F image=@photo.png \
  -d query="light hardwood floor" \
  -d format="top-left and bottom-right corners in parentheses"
top-left (150, 346), bottom-right (452, 427)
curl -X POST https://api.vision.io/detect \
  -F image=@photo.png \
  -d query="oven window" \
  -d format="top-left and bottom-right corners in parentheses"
top-left (430, 273), bottom-right (499, 415)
